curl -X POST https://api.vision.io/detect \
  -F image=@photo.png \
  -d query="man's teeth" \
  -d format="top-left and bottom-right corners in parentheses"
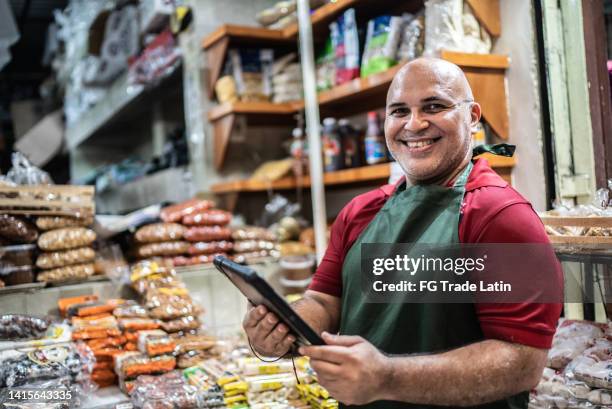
top-left (406, 139), bottom-right (435, 148)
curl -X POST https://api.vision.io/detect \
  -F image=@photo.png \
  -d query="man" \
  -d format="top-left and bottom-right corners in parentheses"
top-left (243, 58), bottom-right (562, 408)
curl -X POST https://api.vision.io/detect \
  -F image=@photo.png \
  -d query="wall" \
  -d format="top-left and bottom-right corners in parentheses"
top-left (494, 0), bottom-right (549, 211)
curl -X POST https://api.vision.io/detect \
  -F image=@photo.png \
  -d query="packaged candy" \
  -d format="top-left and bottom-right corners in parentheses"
top-left (0, 314), bottom-right (51, 340)
top-left (113, 301), bottom-right (149, 318)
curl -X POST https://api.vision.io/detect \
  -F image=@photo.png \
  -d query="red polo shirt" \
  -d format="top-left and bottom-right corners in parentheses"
top-left (309, 158), bottom-right (562, 349)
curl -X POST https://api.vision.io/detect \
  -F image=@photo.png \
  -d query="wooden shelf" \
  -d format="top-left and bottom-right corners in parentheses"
top-left (208, 101), bottom-right (302, 121)
top-left (211, 154), bottom-right (516, 195)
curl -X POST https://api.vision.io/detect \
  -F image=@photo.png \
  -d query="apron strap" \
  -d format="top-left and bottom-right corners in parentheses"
top-left (472, 143), bottom-right (516, 158)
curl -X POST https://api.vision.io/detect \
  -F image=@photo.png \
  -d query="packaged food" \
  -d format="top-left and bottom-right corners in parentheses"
top-left (184, 226), bottom-right (231, 242)
top-left (36, 247), bottom-right (96, 270)
top-left (134, 273), bottom-right (184, 296)
top-left (119, 318), bottom-right (161, 332)
top-left (238, 357), bottom-right (294, 376)
top-left (125, 342), bottom-right (137, 351)
top-left (87, 336), bottom-right (127, 350)
top-left (131, 371), bottom-right (199, 409)
top-left (113, 301), bottom-right (149, 318)
top-left (232, 226), bottom-right (276, 241)
top-left (232, 250), bottom-right (280, 264)
top-left (92, 368), bottom-right (117, 387)
top-left (177, 350), bottom-right (214, 369)
top-left (172, 253), bottom-right (227, 267)
top-left (136, 241), bottom-right (190, 258)
top-left (160, 199), bottom-right (215, 223)
top-left (35, 216), bottom-right (94, 231)
top-left (0, 214), bottom-right (38, 243)
top-left (234, 240), bottom-right (277, 253)
top-left (114, 353), bottom-right (176, 378)
top-left (138, 330), bottom-right (176, 357)
top-left (66, 300), bottom-right (118, 317)
top-left (37, 227), bottom-right (96, 251)
top-left (361, 15), bottom-right (403, 77)
top-left (72, 328), bottom-right (122, 340)
top-left (0, 344), bottom-right (90, 387)
top-left (36, 262), bottom-right (96, 283)
top-left (187, 241), bottom-right (233, 256)
top-left (145, 288), bottom-right (198, 320)
top-left (547, 319), bottom-right (605, 369)
top-left (71, 314), bottom-right (118, 330)
top-left (0, 244), bottom-right (36, 270)
top-left (424, 0), bottom-right (463, 54)
top-left (160, 316), bottom-right (200, 333)
top-left (0, 314), bottom-right (51, 340)
top-left (182, 210), bottom-right (232, 226)
top-left (0, 265), bottom-right (34, 285)
top-left (58, 295), bottom-right (98, 316)
top-left (135, 223), bottom-right (186, 243)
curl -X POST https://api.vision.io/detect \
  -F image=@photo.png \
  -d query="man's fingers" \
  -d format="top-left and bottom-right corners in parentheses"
top-left (299, 345), bottom-right (352, 364)
top-left (267, 323), bottom-right (290, 345)
top-left (254, 312), bottom-right (279, 338)
top-left (309, 359), bottom-right (342, 378)
top-left (243, 305), bottom-right (267, 329)
top-left (322, 332), bottom-right (364, 347)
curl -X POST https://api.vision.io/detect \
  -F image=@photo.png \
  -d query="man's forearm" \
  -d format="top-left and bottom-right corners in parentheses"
top-left (380, 340), bottom-right (546, 406)
top-left (291, 294), bottom-right (338, 335)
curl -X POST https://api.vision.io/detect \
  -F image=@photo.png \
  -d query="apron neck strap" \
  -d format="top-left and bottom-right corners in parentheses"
top-left (453, 160), bottom-right (473, 188)
top-left (472, 143), bottom-right (516, 158)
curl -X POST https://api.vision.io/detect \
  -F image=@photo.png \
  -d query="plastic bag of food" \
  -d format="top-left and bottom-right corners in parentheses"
top-left (334, 8), bottom-right (360, 85)
top-left (133, 274), bottom-right (184, 296)
top-left (174, 334), bottom-right (216, 355)
top-left (0, 314), bottom-right (51, 340)
top-left (37, 228), bottom-right (96, 251)
top-left (131, 371), bottom-right (198, 409)
top-left (113, 301), bottom-right (149, 318)
top-left (397, 12), bottom-right (424, 61)
top-left (160, 199), bottom-right (215, 223)
top-left (0, 214), bottom-right (38, 244)
top-left (182, 210), bottom-right (232, 226)
top-left (118, 318), bottom-right (161, 332)
top-left (187, 241), bottom-right (233, 255)
top-left (35, 216), bottom-right (93, 231)
top-left (145, 288), bottom-right (198, 320)
top-left (160, 316), bottom-right (200, 333)
top-left (547, 319), bottom-right (604, 369)
top-left (135, 223), bottom-right (186, 243)
top-left (424, 0), bottom-right (463, 55)
top-left (114, 352), bottom-right (176, 378)
top-left (130, 261), bottom-right (175, 286)
top-left (232, 250), bottom-right (280, 264)
top-left (172, 253), bottom-right (226, 267)
top-left (138, 330), bottom-right (176, 357)
top-left (5, 152), bottom-right (53, 185)
top-left (361, 14), bottom-right (403, 77)
top-left (36, 247), bottom-right (95, 270)
top-left (36, 263), bottom-right (95, 284)
top-left (136, 241), bottom-right (189, 258)
top-left (71, 314), bottom-right (118, 331)
top-left (184, 226), bottom-right (231, 242)
top-left (232, 226), bottom-right (276, 242)
top-left (234, 240), bottom-right (277, 253)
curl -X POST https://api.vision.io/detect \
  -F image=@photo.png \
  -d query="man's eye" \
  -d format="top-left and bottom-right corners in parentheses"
top-left (390, 108), bottom-right (410, 116)
top-left (423, 104), bottom-right (446, 113)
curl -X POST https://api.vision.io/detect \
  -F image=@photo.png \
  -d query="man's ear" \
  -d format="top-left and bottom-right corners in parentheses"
top-left (469, 102), bottom-right (482, 133)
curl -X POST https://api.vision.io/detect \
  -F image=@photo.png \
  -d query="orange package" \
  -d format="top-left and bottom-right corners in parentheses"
top-left (93, 347), bottom-right (123, 360)
top-left (124, 342), bottom-right (137, 351)
top-left (118, 318), bottom-right (160, 332)
top-left (92, 369), bottom-right (117, 387)
top-left (72, 328), bottom-right (122, 340)
top-left (93, 361), bottom-right (114, 371)
top-left (77, 303), bottom-right (116, 317)
top-left (123, 357), bottom-right (176, 377)
top-left (125, 332), bottom-right (139, 342)
top-left (58, 295), bottom-right (98, 317)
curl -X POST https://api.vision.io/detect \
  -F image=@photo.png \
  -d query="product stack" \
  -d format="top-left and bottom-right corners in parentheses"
top-left (0, 215), bottom-right (38, 287)
top-left (231, 226), bottom-right (279, 264)
top-left (530, 319), bottom-right (612, 408)
top-left (35, 217), bottom-right (97, 284)
top-left (272, 53), bottom-right (303, 104)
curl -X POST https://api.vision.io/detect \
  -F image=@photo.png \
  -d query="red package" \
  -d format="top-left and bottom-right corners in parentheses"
top-left (187, 241), bottom-right (233, 255)
top-left (160, 199), bottom-right (215, 223)
top-left (182, 210), bottom-right (231, 226)
top-left (184, 226), bottom-right (231, 242)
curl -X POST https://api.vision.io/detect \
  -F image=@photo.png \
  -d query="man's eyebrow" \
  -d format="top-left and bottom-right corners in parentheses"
top-left (421, 96), bottom-right (448, 103)
top-left (387, 102), bottom-right (407, 109)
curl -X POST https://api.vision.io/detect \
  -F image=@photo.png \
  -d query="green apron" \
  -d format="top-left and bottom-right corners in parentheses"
top-left (339, 146), bottom-right (526, 409)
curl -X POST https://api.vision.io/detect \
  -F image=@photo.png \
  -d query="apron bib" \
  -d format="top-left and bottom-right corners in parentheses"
top-left (339, 151), bottom-right (526, 409)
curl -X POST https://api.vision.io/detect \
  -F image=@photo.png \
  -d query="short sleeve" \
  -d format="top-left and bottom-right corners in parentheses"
top-left (474, 202), bottom-right (563, 349)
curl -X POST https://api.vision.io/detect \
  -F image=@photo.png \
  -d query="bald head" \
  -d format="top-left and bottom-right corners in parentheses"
top-left (387, 58), bottom-right (473, 104)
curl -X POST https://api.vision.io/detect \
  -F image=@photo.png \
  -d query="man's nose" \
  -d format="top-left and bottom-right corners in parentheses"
top-left (403, 110), bottom-right (429, 132)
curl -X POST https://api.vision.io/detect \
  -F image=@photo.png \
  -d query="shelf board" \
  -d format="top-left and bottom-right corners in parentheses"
top-left (211, 154), bottom-right (515, 194)
top-left (208, 101), bottom-right (302, 121)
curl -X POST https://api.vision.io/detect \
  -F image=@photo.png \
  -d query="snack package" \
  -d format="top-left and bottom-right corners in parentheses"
top-left (187, 241), bottom-right (233, 255)
top-left (71, 314), bottom-right (118, 331)
top-left (174, 334), bottom-right (216, 355)
top-left (118, 318), bottom-right (160, 332)
top-left (0, 214), bottom-right (38, 244)
top-left (397, 12), bottom-right (425, 61)
top-left (114, 353), bottom-right (176, 378)
top-left (334, 8), bottom-right (360, 85)
top-left (424, 0), bottom-right (464, 54)
top-left (136, 241), bottom-right (190, 258)
top-left (35, 216), bottom-right (93, 231)
top-left (160, 316), bottom-right (200, 333)
top-left (37, 263), bottom-right (96, 284)
top-left (160, 199), bottom-right (215, 223)
top-left (233, 240), bottom-right (277, 253)
top-left (137, 330), bottom-right (176, 357)
top-left (547, 319), bottom-right (605, 370)
top-left (232, 226), bottom-right (276, 242)
top-left (113, 301), bottom-right (149, 318)
top-left (145, 288), bottom-right (198, 320)
top-left (36, 247), bottom-right (96, 270)
top-left (0, 314), bottom-right (51, 340)
top-left (316, 37), bottom-right (336, 92)
top-left (37, 228), bottom-right (96, 251)
top-left (86, 336), bottom-right (127, 350)
top-left (135, 223), bottom-right (186, 243)
top-left (58, 295), bottom-right (99, 317)
top-left (182, 209), bottom-right (232, 226)
top-left (131, 371), bottom-right (199, 409)
top-left (361, 14), bottom-right (403, 77)
top-left (172, 253), bottom-right (226, 267)
top-left (184, 226), bottom-right (232, 242)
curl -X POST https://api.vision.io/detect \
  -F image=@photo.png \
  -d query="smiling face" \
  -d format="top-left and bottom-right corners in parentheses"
top-left (384, 58), bottom-right (481, 185)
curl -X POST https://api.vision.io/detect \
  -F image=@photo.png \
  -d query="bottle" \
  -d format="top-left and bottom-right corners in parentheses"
top-left (338, 119), bottom-right (361, 168)
top-left (290, 126), bottom-right (307, 161)
top-left (364, 111), bottom-right (387, 165)
top-left (472, 122), bottom-right (486, 147)
top-left (322, 118), bottom-right (344, 172)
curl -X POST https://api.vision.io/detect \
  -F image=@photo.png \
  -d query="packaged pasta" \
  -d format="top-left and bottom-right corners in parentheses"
top-left (182, 210), bottom-right (232, 226)
top-left (35, 216), bottom-right (93, 231)
top-left (135, 223), bottom-right (186, 243)
top-left (160, 199), bottom-right (215, 223)
top-left (0, 214), bottom-right (38, 243)
top-left (36, 262), bottom-right (95, 283)
top-left (36, 247), bottom-right (96, 270)
top-left (136, 241), bottom-right (189, 258)
top-left (37, 228), bottom-right (96, 251)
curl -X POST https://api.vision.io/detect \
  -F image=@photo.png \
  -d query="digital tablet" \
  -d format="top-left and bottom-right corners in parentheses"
top-left (213, 255), bottom-right (324, 346)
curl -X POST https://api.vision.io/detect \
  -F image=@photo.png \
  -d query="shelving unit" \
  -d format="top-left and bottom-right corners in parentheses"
top-left (211, 153), bottom-right (516, 194)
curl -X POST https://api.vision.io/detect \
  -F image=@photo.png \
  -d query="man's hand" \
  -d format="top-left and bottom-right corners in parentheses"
top-left (242, 304), bottom-right (295, 357)
top-left (299, 332), bottom-right (390, 406)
